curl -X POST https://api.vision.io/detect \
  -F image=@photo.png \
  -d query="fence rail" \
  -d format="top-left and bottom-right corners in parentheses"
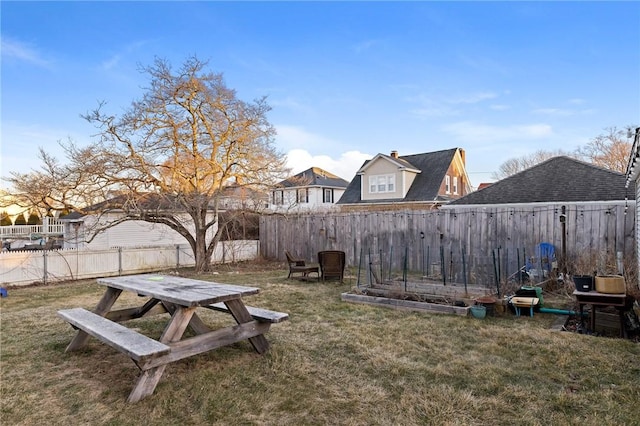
top-left (260, 203), bottom-right (637, 289)
top-left (0, 240), bottom-right (259, 287)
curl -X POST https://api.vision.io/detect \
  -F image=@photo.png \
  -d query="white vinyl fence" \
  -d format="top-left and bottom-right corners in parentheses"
top-left (0, 241), bottom-right (259, 287)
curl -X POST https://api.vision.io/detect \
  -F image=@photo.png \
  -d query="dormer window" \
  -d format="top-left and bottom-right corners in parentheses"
top-left (445, 175), bottom-right (451, 194)
top-left (369, 174), bottom-right (395, 193)
top-left (453, 176), bottom-right (458, 195)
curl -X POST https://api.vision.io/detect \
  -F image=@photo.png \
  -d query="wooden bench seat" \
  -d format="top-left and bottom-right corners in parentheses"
top-left (58, 308), bottom-right (170, 363)
top-left (205, 303), bottom-right (289, 323)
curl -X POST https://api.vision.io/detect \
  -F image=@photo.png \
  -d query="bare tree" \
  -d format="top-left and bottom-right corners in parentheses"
top-left (492, 125), bottom-right (637, 180)
top-left (4, 56), bottom-right (288, 272)
top-left (4, 142), bottom-right (111, 217)
top-left (491, 149), bottom-right (575, 180)
top-left (575, 126), bottom-right (635, 173)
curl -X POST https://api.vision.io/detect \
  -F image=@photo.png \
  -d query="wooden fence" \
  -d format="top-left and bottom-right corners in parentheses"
top-left (260, 202), bottom-right (637, 289)
top-left (0, 240), bottom-right (259, 287)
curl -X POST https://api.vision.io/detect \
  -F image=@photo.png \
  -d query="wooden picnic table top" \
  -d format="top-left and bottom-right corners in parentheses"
top-left (98, 274), bottom-right (260, 307)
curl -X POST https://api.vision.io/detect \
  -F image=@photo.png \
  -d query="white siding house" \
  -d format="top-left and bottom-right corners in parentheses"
top-left (270, 167), bottom-right (349, 213)
top-left (59, 193), bottom-right (220, 250)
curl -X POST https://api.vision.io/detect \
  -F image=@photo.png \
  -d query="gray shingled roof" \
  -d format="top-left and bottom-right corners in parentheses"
top-left (337, 148), bottom-right (458, 204)
top-left (450, 156), bottom-right (634, 205)
top-left (277, 167), bottom-right (349, 189)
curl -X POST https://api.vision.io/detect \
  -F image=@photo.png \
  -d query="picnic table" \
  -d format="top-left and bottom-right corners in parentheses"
top-left (58, 273), bottom-right (288, 402)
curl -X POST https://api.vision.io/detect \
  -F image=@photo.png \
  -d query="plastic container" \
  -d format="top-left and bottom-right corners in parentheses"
top-left (475, 296), bottom-right (496, 316)
top-left (573, 275), bottom-right (593, 292)
top-left (595, 275), bottom-right (626, 294)
top-left (516, 286), bottom-right (544, 308)
top-left (469, 305), bottom-right (486, 319)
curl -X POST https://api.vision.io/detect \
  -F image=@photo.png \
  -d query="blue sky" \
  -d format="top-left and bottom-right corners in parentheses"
top-left (2, 1), bottom-right (639, 189)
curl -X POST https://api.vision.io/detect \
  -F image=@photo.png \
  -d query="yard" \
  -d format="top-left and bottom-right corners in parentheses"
top-left (1, 261), bottom-right (639, 425)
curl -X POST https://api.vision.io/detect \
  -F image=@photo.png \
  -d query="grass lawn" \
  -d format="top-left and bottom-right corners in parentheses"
top-left (1, 261), bottom-right (639, 425)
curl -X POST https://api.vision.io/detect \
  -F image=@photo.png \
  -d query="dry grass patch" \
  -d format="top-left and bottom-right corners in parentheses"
top-left (1, 264), bottom-right (639, 425)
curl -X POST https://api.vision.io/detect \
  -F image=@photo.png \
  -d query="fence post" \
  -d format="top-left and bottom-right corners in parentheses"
top-left (118, 247), bottom-right (122, 275)
top-left (43, 250), bottom-right (48, 285)
top-left (176, 245), bottom-right (180, 268)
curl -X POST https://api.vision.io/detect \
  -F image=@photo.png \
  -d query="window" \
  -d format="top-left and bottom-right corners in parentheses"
top-left (445, 175), bottom-right (451, 194)
top-left (297, 188), bottom-right (308, 203)
top-left (453, 176), bottom-right (458, 195)
top-left (323, 188), bottom-right (334, 203)
top-left (273, 190), bottom-right (284, 205)
top-left (368, 174), bottom-right (395, 193)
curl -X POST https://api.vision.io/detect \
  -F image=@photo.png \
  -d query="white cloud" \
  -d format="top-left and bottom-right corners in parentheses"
top-left (407, 91), bottom-right (499, 118)
top-left (568, 98), bottom-right (586, 105)
top-left (532, 107), bottom-right (596, 117)
top-left (532, 108), bottom-right (575, 116)
top-left (448, 92), bottom-right (498, 104)
top-left (352, 39), bottom-right (380, 54)
top-left (270, 97), bottom-right (314, 115)
top-left (490, 104), bottom-right (510, 111)
top-left (441, 121), bottom-right (553, 144)
top-left (275, 124), bottom-right (371, 179)
top-left (285, 149), bottom-right (371, 181)
top-left (274, 124), bottom-right (341, 152)
top-left (99, 40), bottom-right (151, 71)
top-left (1, 37), bottom-right (51, 67)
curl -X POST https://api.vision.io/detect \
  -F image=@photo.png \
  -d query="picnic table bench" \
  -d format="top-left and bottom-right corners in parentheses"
top-left (58, 274), bottom-right (288, 402)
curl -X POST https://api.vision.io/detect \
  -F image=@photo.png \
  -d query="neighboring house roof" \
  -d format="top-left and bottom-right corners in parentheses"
top-left (449, 156), bottom-right (634, 205)
top-left (276, 167), bottom-right (349, 189)
top-left (625, 127), bottom-right (640, 186)
top-left (59, 187), bottom-right (256, 221)
top-left (337, 148), bottom-right (460, 204)
top-left (358, 153), bottom-right (421, 174)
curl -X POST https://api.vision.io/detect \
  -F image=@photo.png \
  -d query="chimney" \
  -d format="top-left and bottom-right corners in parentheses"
top-left (459, 148), bottom-right (465, 165)
top-left (390, 150), bottom-right (399, 159)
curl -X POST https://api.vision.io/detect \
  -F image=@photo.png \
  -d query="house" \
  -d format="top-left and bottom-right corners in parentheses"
top-left (336, 148), bottom-right (471, 210)
top-left (269, 167), bottom-right (349, 212)
top-left (59, 193), bottom-right (209, 250)
top-left (448, 156), bottom-right (633, 206)
top-left (625, 126), bottom-right (640, 287)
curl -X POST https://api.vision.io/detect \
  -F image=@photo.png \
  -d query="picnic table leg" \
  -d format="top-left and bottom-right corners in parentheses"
top-left (161, 301), bottom-right (211, 335)
top-left (127, 306), bottom-right (196, 403)
top-left (66, 287), bottom-right (123, 352)
top-left (223, 299), bottom-right (270, 354)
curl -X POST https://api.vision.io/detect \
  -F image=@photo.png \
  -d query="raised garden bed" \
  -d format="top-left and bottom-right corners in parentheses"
top-left (341, 292), bottom-right (470, 316)
top-left (342, 279), bottom-right (497, 316)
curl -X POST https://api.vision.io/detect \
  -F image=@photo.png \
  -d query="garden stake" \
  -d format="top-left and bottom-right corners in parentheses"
top-left (492, 249), bottom-right (500, 295)
top-left (357, 245), bottom-right (363, 288)
top-left (403, 245), bottom-right (408, 291)
top-left (426, 245), bottom-right (430, 278)
top-left (440, 245), bottom-right (446, 286)
top-left (517, 248), bottom-right (521, 285)
top-left (462, 247), bottom-right (468, 295)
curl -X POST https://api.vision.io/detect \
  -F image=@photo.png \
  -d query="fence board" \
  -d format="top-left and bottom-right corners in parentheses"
top-left (260, 203), bottom-right (636, 287)
top-left (0, 241), bottom-right (258, 286)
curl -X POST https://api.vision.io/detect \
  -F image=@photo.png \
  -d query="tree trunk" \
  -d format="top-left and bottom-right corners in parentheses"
top-left (194, 232), bottom-right (210, 273)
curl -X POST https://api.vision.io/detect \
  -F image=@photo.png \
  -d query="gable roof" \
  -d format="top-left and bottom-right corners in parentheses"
top-left (358, 153), bottom-right (421, 174)
top-left (337, 148), bottom-right (460, 204)
top-left (276, 167), bottom-right (349, 189)
top-left (450, 156), bottom-right (634, 205)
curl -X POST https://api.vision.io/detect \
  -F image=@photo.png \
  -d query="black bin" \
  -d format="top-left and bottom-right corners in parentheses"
top-left (573, 275), bottom-right (593, 292)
